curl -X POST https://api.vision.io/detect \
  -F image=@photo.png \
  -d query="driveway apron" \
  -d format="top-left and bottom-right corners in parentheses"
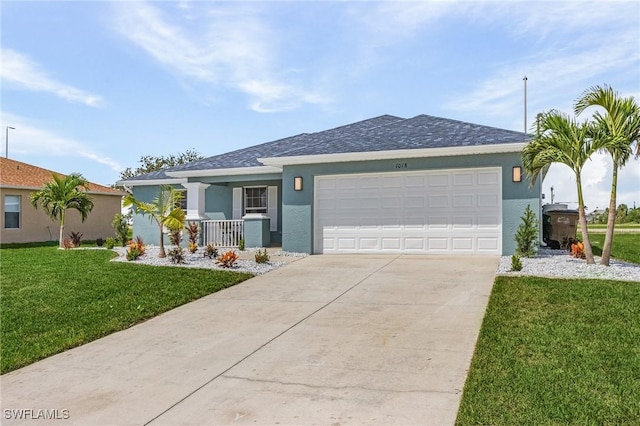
top-left (1, 255), bottom-right (498, 425)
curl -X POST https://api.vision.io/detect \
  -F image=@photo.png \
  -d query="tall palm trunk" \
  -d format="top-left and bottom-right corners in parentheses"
top-left (59, 211), bottom-right (65, 248)
top-left (600, 164), bottom-right (619, 266)
top-left (576, 176), bottom-right (595, 264)
top-left (158, 225), bottom-right (166, 258)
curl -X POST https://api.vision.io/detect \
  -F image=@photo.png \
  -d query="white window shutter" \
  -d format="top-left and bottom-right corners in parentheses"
top-left (267, 186), bottom-right (278, 231)
top-left (232, 187), bottom-right (242, 219)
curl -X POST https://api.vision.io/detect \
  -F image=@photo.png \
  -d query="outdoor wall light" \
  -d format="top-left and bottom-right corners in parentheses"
top-left (512, 166), bottom-right (523, 183)
top-left (294, 176), bottom-right (303, 191)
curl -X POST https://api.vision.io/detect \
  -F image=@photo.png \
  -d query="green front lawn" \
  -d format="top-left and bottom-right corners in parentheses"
top-left (0, 246), bottom-right (252, 374)
top-left (588, 233), bottom-right (640, 265)
top-left (457, 276), bottom-right (640, 425)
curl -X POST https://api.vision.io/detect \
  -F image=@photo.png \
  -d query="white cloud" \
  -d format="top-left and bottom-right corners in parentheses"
top-left (111, 1), bottom-right (329, 112)
top-left (541, 153), bottom-right (640, 212)
top-left (0, 48), bottom-right (103, 107)
top-left (0, 112), bottom-right (122, 172)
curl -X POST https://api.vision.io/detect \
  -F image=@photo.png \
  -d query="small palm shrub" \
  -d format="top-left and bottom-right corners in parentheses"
top-left (203, 244), bottom-right (218, 259)
top-left (511, 254), bottom-right (523, 271)
top-left (238, 238), bottom-right (245, 251)
top-left (216, 251), bottom-right (239, 268)
top-left (69, 231), bottom-right (83, 247)
top-left (254, 248), bottom-right (270, 264)
top-left (62, 239), bottom-right (74, 250)
top-left (188, 242), bottom-right (198, 254)
top-left (105, 237), bottom-right (116, 249)
top-left (168, 247), bottom-right (187, 264)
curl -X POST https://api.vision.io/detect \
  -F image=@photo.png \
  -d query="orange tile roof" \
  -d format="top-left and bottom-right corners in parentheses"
top-left (0, 157), bottom-right (122, 195)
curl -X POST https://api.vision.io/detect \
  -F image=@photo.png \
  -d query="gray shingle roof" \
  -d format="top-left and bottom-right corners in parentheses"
top-left (123, 114), bottom-right (528, 181)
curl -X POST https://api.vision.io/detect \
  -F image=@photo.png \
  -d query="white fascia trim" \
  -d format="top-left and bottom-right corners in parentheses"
top-left (259, 142), bottom-right (527, 167)
top-left (166, 166), bottom-right (283, 178)
top-left (114, 178), bottom-right (187, 187)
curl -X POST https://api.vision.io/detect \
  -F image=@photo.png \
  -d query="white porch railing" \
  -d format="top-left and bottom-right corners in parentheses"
top-left (201, 220), bottom-right (244, 248)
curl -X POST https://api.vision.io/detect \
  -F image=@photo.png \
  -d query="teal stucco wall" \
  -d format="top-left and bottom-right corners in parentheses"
top-left (281, 152), bottom-right (541, 255)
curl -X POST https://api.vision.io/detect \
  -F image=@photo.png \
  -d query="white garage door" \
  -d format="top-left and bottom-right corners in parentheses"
top-left (314, 168), bottom-right (502, 254)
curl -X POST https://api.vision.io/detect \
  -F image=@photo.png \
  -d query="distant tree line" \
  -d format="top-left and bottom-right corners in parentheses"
top-left (118, 149), bottom-right (204, 182)
top-left (592, 204), bottom-right (640, 224)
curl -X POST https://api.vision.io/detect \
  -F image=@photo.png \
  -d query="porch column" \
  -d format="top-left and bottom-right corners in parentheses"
top-left (181, 182), bottom-right (210, 220)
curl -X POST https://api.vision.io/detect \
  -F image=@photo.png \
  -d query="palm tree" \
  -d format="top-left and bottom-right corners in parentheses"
top-left (522, 110), bottom-right (600, 264)
top-left (574, 85), bottom-right (640, 266)
top-left (30, 173), bottom-right (95, 248)
top-left (123, 185), bottom-right (185, 258)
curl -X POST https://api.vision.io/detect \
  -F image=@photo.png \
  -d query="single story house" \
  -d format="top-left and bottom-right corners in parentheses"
top-left (119, 114), bottom-right (540, 255)
top-left (1, 157), bottom-right (124, 244)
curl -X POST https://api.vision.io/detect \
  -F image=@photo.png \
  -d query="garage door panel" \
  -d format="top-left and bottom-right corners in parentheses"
top-left (315, 168), bottom-right (501, 254)
top-left (381, 238), bottom-right (401, 250)
top-left (429, 195), bottom-right (449, 208)
top-left (453, 216), bottom-right (474, 228)
top-left (453, 194), bottom-right (474, 208)
top-left (427, 237), bottom-right (449, 250)
top-left (427, 216), bottom-right (449, 228)
top-left (428, 174), bottom-right (449, 187)
top-left (452, 238), bottom-right (474, 251)
top-left (477, 238), bottom-right (499, 251)
top-left (453, 172), bottom-right (474, 186)
top-left (478, 171), bottom-right (500, 185)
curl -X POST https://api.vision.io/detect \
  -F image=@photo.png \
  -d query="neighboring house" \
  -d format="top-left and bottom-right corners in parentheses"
top-left (1, 158), bottom-right (124, 244)
top-left (119, 114), bottom-right (540, 255)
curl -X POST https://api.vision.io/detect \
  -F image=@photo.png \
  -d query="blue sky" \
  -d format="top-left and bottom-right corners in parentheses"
top-left (2, 0), bottom-right (639, 212)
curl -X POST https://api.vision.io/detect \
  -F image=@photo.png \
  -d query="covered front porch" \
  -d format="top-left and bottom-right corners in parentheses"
top-left (199, 215), bottom-right (272, 249)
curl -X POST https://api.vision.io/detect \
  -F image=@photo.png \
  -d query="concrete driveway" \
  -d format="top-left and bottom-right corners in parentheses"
top-left (1, 254), bottom-right (498, 425)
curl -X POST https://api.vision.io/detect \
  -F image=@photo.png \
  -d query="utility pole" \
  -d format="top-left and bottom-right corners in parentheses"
top-left (5, 126), bottom-right (15, 158)
top-left (523, 76), bottom-right (528, 135)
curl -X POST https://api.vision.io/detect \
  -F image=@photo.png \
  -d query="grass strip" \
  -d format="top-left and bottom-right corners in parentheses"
top-left (587, 233), bottom-right (640, 264)
top-left (456, 276), bottom-right (640, 425)
top-left (0, 246), bottom-right (252, 373)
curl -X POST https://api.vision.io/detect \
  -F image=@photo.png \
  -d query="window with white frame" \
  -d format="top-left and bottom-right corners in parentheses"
top-left (244, 187), bottom-right (267, 214)
top-left (4, 195), bottom-right (21, 229)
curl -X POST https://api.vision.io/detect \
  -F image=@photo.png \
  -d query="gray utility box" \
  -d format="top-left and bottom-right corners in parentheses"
top-left (542, 204), bottom-right (578, 248)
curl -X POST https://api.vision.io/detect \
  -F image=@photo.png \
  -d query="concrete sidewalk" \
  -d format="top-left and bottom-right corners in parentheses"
top-left (1, 255), bottom-right (498, 425)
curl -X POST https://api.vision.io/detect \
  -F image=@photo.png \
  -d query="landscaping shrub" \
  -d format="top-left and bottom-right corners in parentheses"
top-left (238, 238), bottom-right (245, 251)
top-left (126, 236), bottom-right (145, 261)
top-left (168, 247), bottom-right (186, 264)
top-left (515, 205), bottom-right (538, 257)
top-left (96, 238), bottom-right (104, 247)
top-left (188, 242), bottom-right (198, 254)
top-left (186, 222), bottom-right (199, 245)
top-left (571, 241), bottom-right (586, 259)
top-left (62, 239), bottom-right (74, 250)
top-left (68, 231), bottom-right (83, 247)
top-left (216, 251), bottom-right (239, 268)
top-left (254, 248), bottom-right (270, 264)
top-left (168, 226), bottom-right (183, 247)
top-left (112, 213), bottom-right (130, 247)
top-left (105, 237), bottom-right (116, 250)
top-left (203, 244), bottom-right (218, 259)
top-left (511, 254), bottom-right (523, 271)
